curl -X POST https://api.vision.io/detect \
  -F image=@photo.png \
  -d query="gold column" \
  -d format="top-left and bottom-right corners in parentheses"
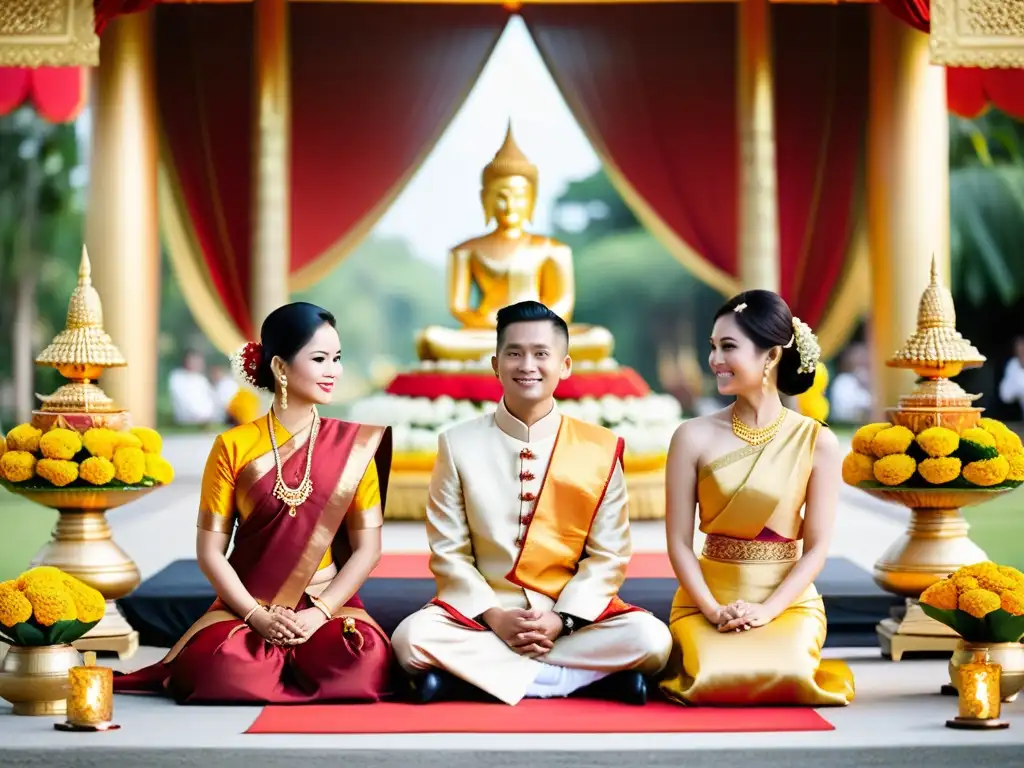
top-left (250, 0), bottom-right (291, 332)
top-left (86, 11), bottom-right (158, 427)
top-left (737, 0), bottom-right (780, 293)
top-left (867, 5), bottom-right (951, 418)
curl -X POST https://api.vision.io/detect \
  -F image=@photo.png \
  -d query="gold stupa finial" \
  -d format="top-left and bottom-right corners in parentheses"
top-left (888, 255), bottom-right (985, 372)
top-left (482, 120), bottom-right (538, 190)
top-left (36, 245), bottom-right (127, 369)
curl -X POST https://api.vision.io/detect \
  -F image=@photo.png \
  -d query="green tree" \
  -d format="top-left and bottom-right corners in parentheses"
top-left (0, 109), bottom-right (84, 427)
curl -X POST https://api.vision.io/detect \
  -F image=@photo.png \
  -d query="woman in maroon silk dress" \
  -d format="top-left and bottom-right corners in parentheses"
top-left (115, 303), bottom-right (393, 703)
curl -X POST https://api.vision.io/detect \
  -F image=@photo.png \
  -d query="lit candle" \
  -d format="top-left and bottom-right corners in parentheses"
top-left (947, 650), bottom-right (1008, 730)
top-left (66, 658), bottom-right (113, 728)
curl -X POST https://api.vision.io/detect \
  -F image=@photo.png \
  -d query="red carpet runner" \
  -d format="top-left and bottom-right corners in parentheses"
top-left (373, 552), bottom-right (674, 579)
top-left (247, 699), bottom-right (834, 734)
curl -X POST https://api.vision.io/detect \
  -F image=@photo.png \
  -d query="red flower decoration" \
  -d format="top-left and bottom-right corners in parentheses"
top-left (230, 341), bottom-right (265, 389)
top-left (519, 448), bottom-right (535, 460)
top-left (519, 470), bottom-right (535, 481)
top-left (520, 491), bottom-right (537, 502)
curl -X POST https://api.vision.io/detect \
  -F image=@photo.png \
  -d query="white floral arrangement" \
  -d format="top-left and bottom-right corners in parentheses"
top-left (346, 393), bottom-right (683, 456)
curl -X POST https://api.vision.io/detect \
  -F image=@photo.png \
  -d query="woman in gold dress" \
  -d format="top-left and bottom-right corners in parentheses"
top-left (659, 290), bottom-right (855, 706)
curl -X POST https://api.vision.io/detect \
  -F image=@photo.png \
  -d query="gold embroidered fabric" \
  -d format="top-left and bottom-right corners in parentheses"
top-left (702, 534), bottom-right (797, 563)
top-left (930, 0), bottom-right (1024, 68)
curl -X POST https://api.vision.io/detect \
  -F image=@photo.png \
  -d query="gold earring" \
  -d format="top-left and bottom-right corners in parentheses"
top-left (762, 364), bottom-right (770, 389)
top-left (280, 374), bottom-right (288, 410)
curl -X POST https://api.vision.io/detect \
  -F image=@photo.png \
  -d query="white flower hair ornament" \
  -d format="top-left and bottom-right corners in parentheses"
top-left (230, 341), bottom-right (268, 391)
top-left (784, 317), bottom-right (821, 375)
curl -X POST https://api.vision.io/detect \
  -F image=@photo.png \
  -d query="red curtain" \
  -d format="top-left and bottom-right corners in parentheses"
top-left (522, 4), bottom-right (868, 329)
top-left (156, 2), bottom-right (507, 340)
top-left (881, 0), bottom-right (1024, 120)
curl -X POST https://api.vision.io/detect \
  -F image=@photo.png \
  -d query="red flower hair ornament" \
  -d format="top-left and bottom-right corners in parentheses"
top-left (230, 341), bottom-right (267, 391)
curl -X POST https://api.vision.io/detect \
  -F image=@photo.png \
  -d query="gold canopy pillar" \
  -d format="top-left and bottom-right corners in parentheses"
top-left (867, 6), bottom-right (951, 418)
top-left (250, 0), bottom-right (292, 332)
top-left (736, 0), bottom-right (780, 293)
top-left (85, 10), bottom-right (158, 427)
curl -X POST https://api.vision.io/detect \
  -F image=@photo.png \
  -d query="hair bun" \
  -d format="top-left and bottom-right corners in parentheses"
top-left (230, 341), bottom-right (265, 390)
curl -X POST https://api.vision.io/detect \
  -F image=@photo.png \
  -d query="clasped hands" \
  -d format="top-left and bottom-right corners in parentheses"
top-left (708, 600), bottom-right (777, 633)
top-left (483, 607), bottom-right (562, 657)
top-left (250, 604), bottom-right (328, 646)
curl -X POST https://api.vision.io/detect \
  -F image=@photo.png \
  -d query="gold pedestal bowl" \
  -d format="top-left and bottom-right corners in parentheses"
top-left (4, 484), bottom-right (154, 660)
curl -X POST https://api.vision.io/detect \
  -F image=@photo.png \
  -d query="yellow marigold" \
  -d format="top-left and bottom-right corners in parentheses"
top-left (952, 573), bottom-right (980, 593)
top-left (916, 427), bottom-right (960, 458)
top-left (39, 428), bottom-right (83, 461)
top-left (112, 446), bottom-right (145, 485)
top-left (1007, 453), bottom-right (1024, 483)
top-left (852, 423), bottom-right (890, 455)
top-left (871, 425), bottom-right (915, 458)
top-left (1000, 590), bottom-right (1024, 616)
top-left (144, 454), bottom-right (175, 485)
top-left (920, 578), bottom-right (959, 610)
top-left (963, 456), bottom-right (1010, 487)
top-left (918, 457), bottom-right (961, 485)
top-left (0, 435), bottom-right (6, 459)
top-left (979, 417), bottom-right (1010, 435)
top-left (16, 566), bottom-right (65, 591)
top-left (0, 580), bottom-right (33, 627)
top-left (35, 458), bottom-right (79, 488)
top-left (959, 588), bottom-right (1002, 619)
top-left (82, 428), bottom-right (121, 460)
top-left (24, 582), bottom-right (77, 626)
top-left (5, 424), bottom-right (41, 453)
top-left (227, 390), bottom-right (261, 427)
top-left (974, 569), bottom-right (1018, 593)
top-left (842, 452), bottom-right (874, 485)
top-left (116, 432), bottom-right (143, 451)
top-left (131, 427), bottom-right (163, 455)
top-left (997, 565), bottom-right (1024, 588)
top-left (961, 427), bottom-right (996, 448)
top-left (60, 575), bottom-right (105, 623)
top-left (873, 454), bottom-right (916, 486)
top-left (79, 456), bottom-right (116, 486)
top-left (994, 429), bottom-right (1024, 457)
top-left (0, 451), bottom-right (36, 483)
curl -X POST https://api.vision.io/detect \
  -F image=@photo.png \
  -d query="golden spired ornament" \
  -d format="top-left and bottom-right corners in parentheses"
top-left (268, 407), bottom-right (320, 517)
top-left (732, 407), bottom-right (787, 446)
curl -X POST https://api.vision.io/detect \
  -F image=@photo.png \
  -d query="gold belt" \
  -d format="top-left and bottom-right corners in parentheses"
top-left (702, 534), bottom-right (798, 563)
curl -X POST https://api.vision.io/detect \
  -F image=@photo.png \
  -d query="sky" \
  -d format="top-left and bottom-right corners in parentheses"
top-left (371, 16), bottom-right (600, 266)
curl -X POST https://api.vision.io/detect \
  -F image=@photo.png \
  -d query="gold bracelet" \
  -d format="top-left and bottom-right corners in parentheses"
top-left (243, 604), bottom-right (261, 624)
top-left (310, 595), bottom-right (333, 621)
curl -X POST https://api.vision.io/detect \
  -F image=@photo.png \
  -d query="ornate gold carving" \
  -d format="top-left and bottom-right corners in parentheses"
top-left (0, 0), bottom-right (98, 68)
top-left (930, 0), bottom-right (1024, 68)
top-left (703, 534), bottom-right (798, 563)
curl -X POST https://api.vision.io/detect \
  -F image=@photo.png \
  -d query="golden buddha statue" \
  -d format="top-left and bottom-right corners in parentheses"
top-left (415, 123), bottom-right (613, 363)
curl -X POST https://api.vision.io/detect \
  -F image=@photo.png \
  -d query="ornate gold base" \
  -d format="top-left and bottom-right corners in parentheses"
top-left (869, 506), bottom-right (989, 597)
top-left (876, 599), bottom-right (961, 661)
top-left (30, 509), bottom-right (143, 601)
top-left (946, 717), bottom-right (1010, 730)
top-left (71, 600), bottom-right (139, 660)
top-left (383, 467), bottom-right (666, 520)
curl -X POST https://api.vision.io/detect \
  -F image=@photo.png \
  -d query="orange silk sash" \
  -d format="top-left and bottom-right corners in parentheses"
top-left (508, 417), bottom-right (623, 599)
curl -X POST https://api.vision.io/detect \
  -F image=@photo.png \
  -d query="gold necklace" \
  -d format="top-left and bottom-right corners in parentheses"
top-left (731, 407), bottom-right (787, 446)
top-left (268, 406), bottom-right (320, 517)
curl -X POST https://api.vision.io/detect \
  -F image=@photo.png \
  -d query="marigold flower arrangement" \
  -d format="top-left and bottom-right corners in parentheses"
top-left (841, 418), bottom-right (1024, 490)
top-left (0, 423), bottom-right (174, 490)
top-left (918, 562), bottom-right (1024, 642)
top-left (0, 566), bottom-right (106, 646)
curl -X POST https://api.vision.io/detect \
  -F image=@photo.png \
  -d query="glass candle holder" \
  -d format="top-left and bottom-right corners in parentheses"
top-left (66, 665), bottom-right (113, 728)
top-left (947, 650), bottom-right (1009, 730)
